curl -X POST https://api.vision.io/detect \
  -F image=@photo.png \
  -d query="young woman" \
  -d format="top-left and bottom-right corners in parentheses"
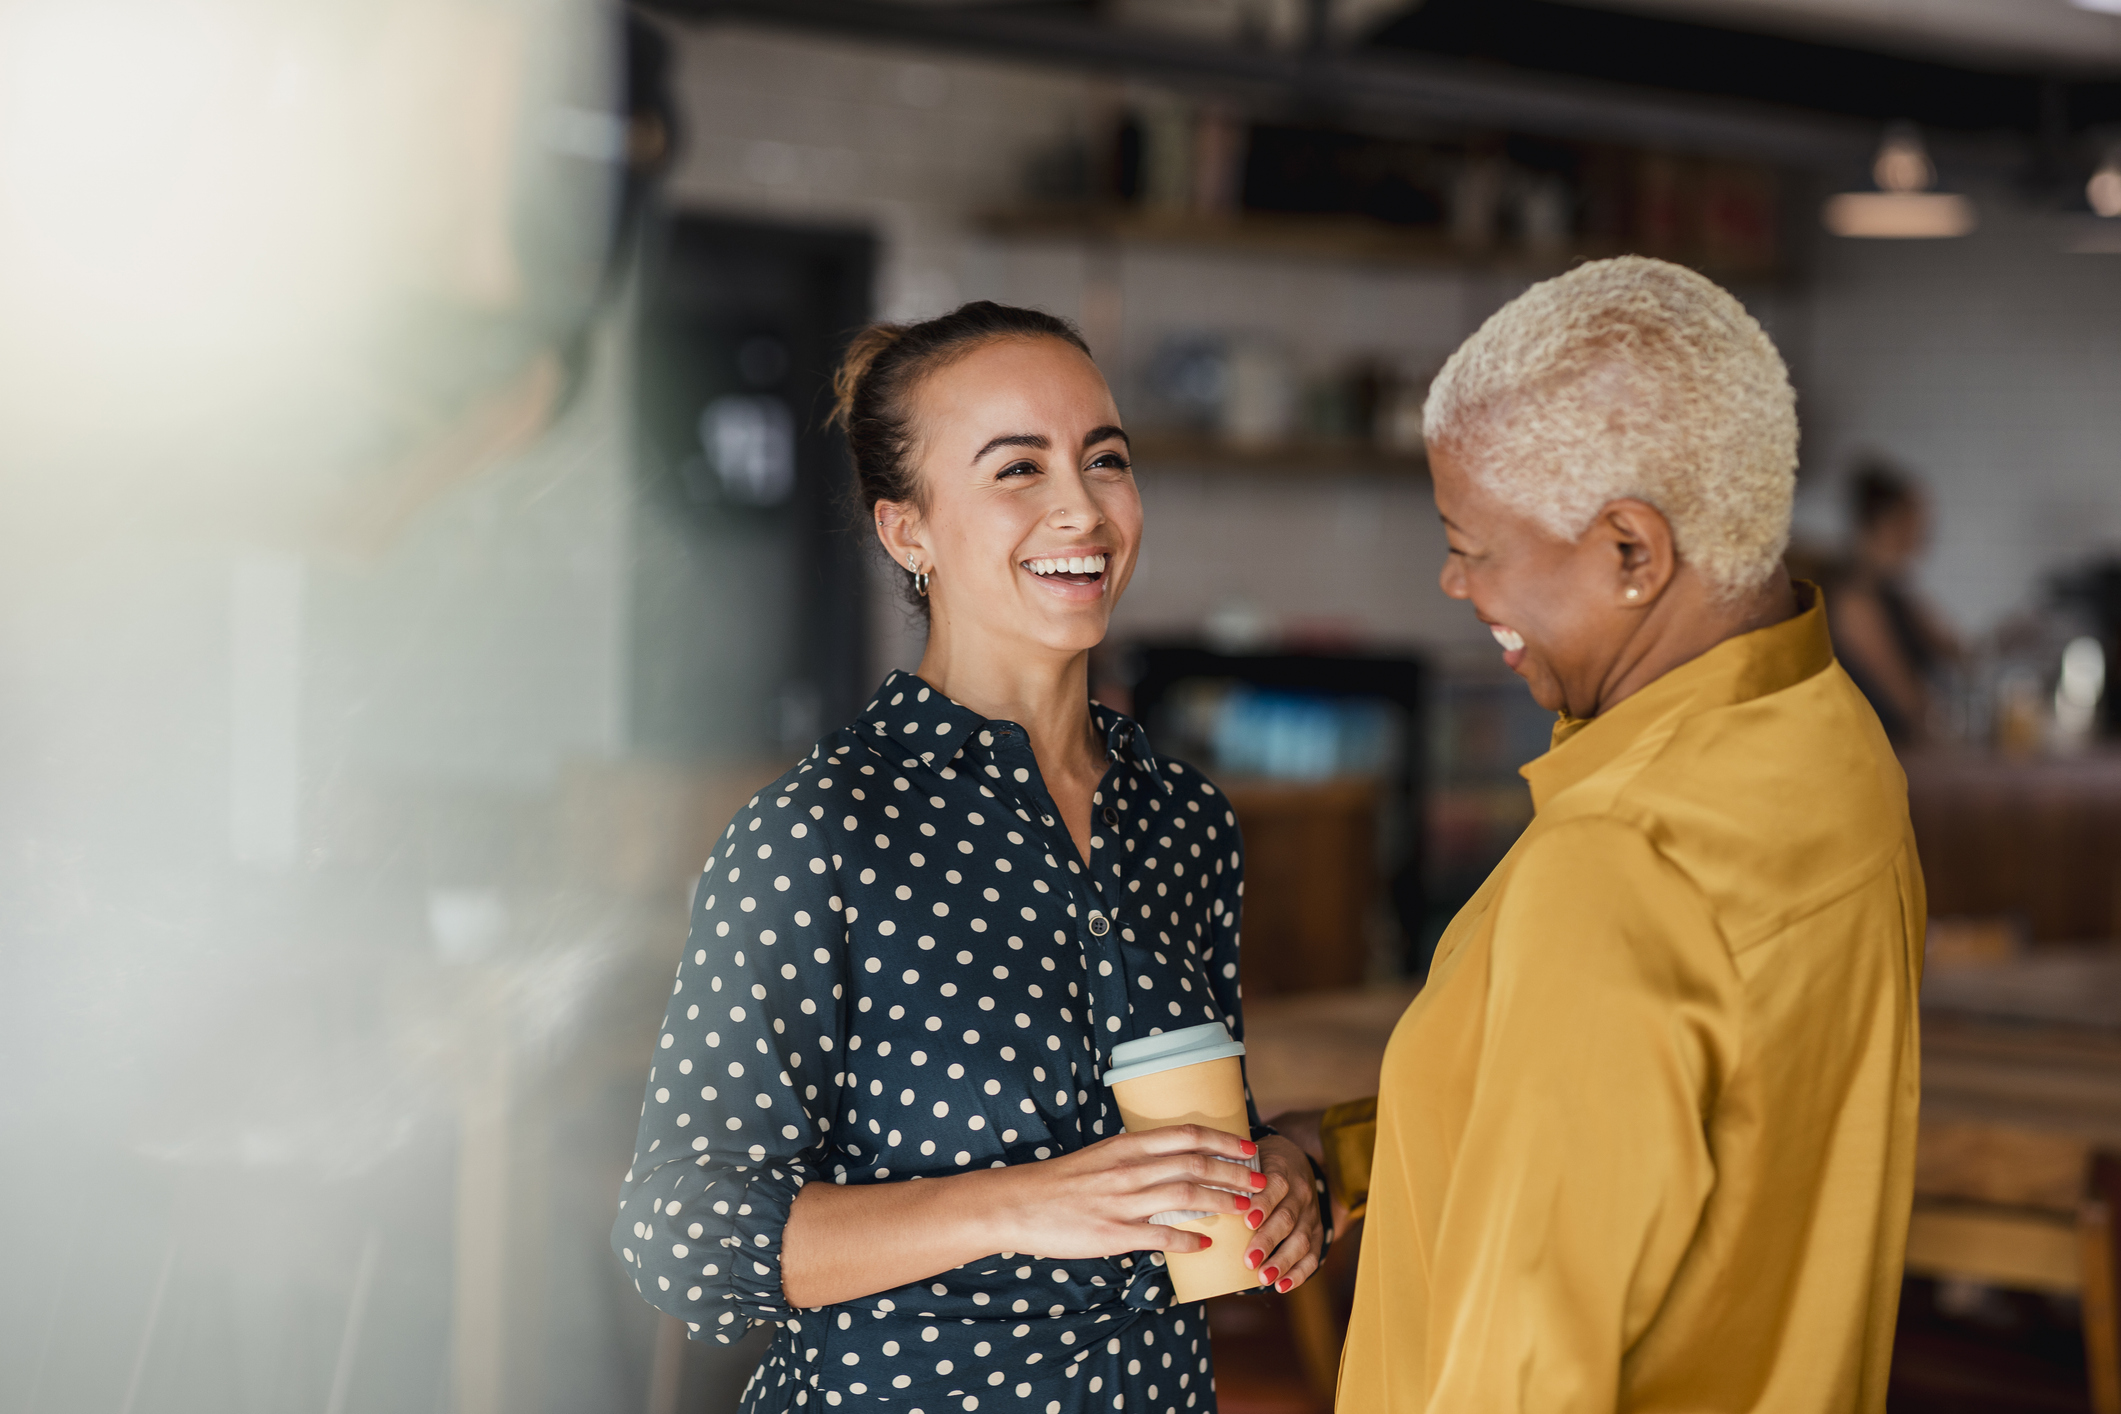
top-left (613, 301), bottom-right (1326, 1414)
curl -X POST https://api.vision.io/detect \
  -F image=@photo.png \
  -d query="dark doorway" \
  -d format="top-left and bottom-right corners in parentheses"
top-left (632, 214), bottom-right (877, 762)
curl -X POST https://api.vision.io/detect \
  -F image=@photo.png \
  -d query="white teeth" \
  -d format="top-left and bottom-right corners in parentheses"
top-left (1491, 624), bottom-right (1525, 653)
top-left (1026, 554), bottom-right (1106, 577)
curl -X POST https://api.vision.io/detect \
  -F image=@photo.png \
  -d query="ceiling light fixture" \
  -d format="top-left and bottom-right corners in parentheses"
top-left (2091, 149), bottom-right (2121, 219)
top-left (1823, 125), bottom-right (1977, 239)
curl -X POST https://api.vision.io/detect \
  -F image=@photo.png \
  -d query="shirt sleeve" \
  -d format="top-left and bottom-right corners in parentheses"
top-left (1423, 817), bottom-right (1741, 1413)
top-left (611, 773), bottom-right (848, 1344)
top-left (1319, 1095), bottom-right (1377, 1220)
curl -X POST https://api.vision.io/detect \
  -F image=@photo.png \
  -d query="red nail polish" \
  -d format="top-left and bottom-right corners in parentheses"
top-left (1234, 1195), bottom-right (1250, 1211)
top-left (1278, 1277), bottom-right (1293, 1293)
top-left (1197, 1235), bottom-right (1212, 1249)
top-left (1250, 1173), bottom-right (1267, 1190)
top-left (1240, 1140), bottom-right (1257, 1156)
top-left (1246, 1249), bottom-right (1262, 1269)
top-left (1261, 1266), bottom-right (1279, 1284)
top-left (1246, 1210), bottom-right (1263, 1230)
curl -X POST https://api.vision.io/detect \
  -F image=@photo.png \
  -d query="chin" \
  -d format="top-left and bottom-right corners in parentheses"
top-left (1024, 608), bottom-right (1113, 655)
top-left (1519, 667), bottom-right (1566, 714)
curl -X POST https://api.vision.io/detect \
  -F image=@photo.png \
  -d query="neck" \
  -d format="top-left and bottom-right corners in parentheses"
top-left (914, 620), bottom-right (1100, 773)
top-left (1576, 566), bottom-right (1801, 718)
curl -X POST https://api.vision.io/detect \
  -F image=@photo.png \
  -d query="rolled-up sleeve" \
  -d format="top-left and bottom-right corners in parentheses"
top-left (611, 776), bottom-right (846, 1343)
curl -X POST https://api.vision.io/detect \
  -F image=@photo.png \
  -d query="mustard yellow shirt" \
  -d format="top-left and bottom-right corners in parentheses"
top-left (1333, 590), bottom-right (1924, 1413)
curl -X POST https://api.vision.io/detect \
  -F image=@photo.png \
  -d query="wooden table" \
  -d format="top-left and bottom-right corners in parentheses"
top-left (1242, 984), bottom-right (1421, 1120)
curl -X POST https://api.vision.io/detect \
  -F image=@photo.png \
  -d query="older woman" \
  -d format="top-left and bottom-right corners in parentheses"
top-left (1284, 258), bottom-right (1923, 1413)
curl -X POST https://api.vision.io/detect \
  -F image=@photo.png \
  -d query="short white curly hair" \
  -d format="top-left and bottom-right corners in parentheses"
top-left (1424, 256), bottom-right (1797, 598)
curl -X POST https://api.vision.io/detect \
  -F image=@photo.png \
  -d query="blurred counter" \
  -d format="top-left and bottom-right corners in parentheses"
top-left (1905, 748), bottom-right (2121, 942)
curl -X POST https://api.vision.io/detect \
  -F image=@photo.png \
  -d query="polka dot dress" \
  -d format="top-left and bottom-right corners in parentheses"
top-left (613, 670), bottom-right (1260, 1413)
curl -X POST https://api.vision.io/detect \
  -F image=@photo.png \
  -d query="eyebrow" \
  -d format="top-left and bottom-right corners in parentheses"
top-left (971, 432), bottom-right (1048, 464)
top-left (971, 427), bottom-right (1131, 464)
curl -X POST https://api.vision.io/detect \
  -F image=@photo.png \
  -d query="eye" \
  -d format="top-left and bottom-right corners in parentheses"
top-left (996, 460), bottom-right (1039, 480)
top-left (1087, 451), bottom-right (1132, 474)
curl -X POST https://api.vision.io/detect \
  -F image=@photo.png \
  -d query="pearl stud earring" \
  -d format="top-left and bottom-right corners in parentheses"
top-left (1625, 585), bottom-right (1641, 600)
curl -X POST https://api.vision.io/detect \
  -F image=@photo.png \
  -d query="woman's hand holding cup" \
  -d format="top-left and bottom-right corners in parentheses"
top-left (982, 1125), bottom-right (1266, 1261)
top-left (1241, 1135), bottom-right (1326, 1293)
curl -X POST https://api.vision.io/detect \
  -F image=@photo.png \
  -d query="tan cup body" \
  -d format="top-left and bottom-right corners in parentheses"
top-left (1109, 1054), bottom-right (1259, 1303)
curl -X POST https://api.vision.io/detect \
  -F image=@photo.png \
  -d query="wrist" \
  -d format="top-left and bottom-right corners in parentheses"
top-left (952, 1163), bottom-right (1026, 1257)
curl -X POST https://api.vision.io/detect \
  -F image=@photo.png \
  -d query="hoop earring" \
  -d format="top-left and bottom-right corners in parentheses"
top-left (908, 556), bottom-right (930, 598)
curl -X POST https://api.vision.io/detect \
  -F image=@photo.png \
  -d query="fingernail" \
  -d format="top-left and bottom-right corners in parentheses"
top-left (1245, 1249), bottom-right (1262, 1269)
top-left (1198, 1235), bottom-right (1212, 1249)
top-left (1277, 1277), bottom-right (1293, 1293)
top-left (1246, 1210), bottom-right (1263, 1230)
top-left (1261, 1266), bottom-right (1279, 1284)
top-left (1240, 1140), bottom-right (1257, 1156)
top-left (1234, 1195), bottom-right (1250, 1211)
top-left (1250, 1173), bottom-right (1267, 1190)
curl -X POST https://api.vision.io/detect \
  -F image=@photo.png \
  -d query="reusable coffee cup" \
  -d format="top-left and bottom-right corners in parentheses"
top-left (1102, 1021), bottom-right (1262, 1302)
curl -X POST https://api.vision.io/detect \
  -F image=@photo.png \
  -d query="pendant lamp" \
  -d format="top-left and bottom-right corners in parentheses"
top-left (1823, 125), bottom-right (1976, 239)
top-left (2090, 148), bottom-right (2121, 219)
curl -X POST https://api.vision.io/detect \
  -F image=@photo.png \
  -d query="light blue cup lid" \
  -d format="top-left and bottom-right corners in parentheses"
top-left (1101, 1021), bottom-right (1246, 1088)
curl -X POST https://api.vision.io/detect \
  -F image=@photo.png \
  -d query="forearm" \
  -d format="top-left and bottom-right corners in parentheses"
top-left (781, 1167), bottom-right (1011, 1309)
top-left (780, 1126), bottom-right (1263, 1308)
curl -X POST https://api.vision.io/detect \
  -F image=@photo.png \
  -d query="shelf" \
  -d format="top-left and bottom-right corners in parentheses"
top-left (1130, 430), bottom-right (1427, 478)
top-left (985, 204), bottom-right (1526, 270)
top-left (979, 205), bottom-right (1780, 281)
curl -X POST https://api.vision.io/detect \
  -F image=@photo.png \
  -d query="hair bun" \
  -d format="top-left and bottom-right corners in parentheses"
top-left (831, 323), bottom-right (908, 431)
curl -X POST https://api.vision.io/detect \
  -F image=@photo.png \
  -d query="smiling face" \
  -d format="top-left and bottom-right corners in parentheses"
top-left (1433, 440), bottom-right (1655, 716)
top-left (880, 334), bottom-right (1140, 659)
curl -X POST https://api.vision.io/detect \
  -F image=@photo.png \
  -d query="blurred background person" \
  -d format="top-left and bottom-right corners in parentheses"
top-left (1830, 461), bottom-right (1961, 746)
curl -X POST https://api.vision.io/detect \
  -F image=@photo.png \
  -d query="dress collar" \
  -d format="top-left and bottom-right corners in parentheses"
top-left (858, 669), bottom-right (1170, 790)
top-left (1520, 582), bottom-right (1835, 812)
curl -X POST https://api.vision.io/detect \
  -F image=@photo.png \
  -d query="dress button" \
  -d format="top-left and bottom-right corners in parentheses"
top-left (1101, 807), bottom-right (1118, 827)
top-left (1088, 911), bottom-right (1110, 936)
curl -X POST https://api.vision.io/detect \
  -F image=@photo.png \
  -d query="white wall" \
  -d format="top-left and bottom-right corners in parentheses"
top-left (1792, 178), bottom-right (2121, 635)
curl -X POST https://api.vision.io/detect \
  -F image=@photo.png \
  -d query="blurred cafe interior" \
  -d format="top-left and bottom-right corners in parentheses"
top-left (5, 0), bottom-right (2121, 1411)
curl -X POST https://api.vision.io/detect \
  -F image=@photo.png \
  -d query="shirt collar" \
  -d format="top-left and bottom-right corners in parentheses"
top-left (1520, 581), bottom-right (1835, 812)
top-left (859, 669), bottom-right (987, 769)
top-left (1091, 700), bottom-right (1172, 793)
top-left (857, 669), bottom-right (1170, 790)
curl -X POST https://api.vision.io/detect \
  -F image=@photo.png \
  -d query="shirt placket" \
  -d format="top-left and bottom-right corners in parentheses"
top-left (984, 726), bottom-right (1134, 1085)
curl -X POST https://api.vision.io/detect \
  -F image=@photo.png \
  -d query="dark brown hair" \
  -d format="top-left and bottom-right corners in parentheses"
top-left (1850, 458), bottom-right (1919, 531)
top-left (831, 300), bottom-right (1093, 610)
